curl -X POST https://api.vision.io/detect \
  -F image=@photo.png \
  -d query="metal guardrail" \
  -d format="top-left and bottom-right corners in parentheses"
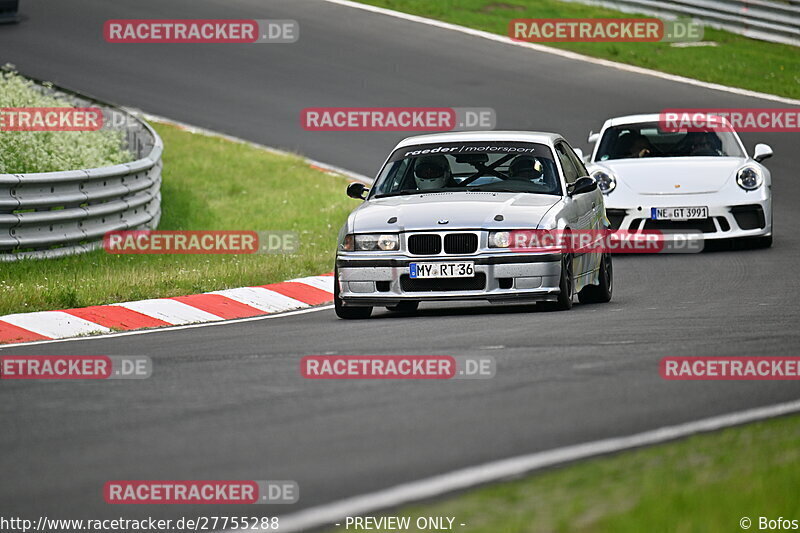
top-left (562, 0), bottom-right (800, 46)
top-left (0, 83), bottom-right (162, 261)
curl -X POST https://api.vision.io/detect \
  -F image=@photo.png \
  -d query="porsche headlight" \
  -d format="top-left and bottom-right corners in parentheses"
top-left (354, 233), bottom-right (399, 251)
top-left (592, 169), bottom-right (616, 194)
top-left (736, 166), bottom-right (763, 191)
top-left (488, 231), bottom-right (511, 248)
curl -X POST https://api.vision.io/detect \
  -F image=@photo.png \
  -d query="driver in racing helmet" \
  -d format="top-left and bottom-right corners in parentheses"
top-left (414, 155), bottom-right (453, 190)
top-left (508, 155), bottom-right (544, 181)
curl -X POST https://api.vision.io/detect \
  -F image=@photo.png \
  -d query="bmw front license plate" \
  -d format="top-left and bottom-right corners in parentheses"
top-left (651, 206), bottom-right (708, 221)
top-left (409, 262), bottom-right (475, 279)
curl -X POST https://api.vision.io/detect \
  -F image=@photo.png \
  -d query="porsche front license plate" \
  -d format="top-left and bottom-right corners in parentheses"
top-left (651, 206), bottom-right (708, 220)
top-left (409, 262), bottom-right (475, 279)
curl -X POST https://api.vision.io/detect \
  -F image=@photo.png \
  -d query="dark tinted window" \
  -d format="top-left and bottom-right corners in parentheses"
top-left (555, 143), bottom-right (579, 184)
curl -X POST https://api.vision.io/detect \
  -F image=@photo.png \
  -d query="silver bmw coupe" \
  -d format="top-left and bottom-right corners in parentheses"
top-left (334, 131), bottom-right (612, 319)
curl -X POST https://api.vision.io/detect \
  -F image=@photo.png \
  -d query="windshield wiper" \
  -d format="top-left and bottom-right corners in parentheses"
top-left (375, 187), bottom-right (529, 198)
top-left (374, 189), bottom-right (444, 198)
top-left (464, 187), bottom-right (524, 193)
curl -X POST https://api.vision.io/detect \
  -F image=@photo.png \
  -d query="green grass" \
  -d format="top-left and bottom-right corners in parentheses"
top-left (356, 0), bottom-right (800, 99)
top-left (332, 414), bottom-right (800, 532)
top-left (0, 69), bottom-right (133, 173)
top-left (0, 123), bottom-right (355, 316)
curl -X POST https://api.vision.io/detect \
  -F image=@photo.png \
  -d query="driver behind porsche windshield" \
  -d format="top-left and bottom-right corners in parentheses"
top-left (595, 123), bottom-right (745, 160)
top-left (371, 142), bottom-right (561, 198)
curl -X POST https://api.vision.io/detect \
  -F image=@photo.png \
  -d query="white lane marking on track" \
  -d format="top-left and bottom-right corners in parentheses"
top-left (113, 299), bottom-right (224, 325)
top-left (209, 287), bottom-right (310, 313)
top-left (321, 0), bottom-right (800, 105)
top-left (0, 305), bottom-right (335, 349)
top-left (227, 398), bottom-right (800, 533)
top-left (0, 311), bottom-right (111, 339)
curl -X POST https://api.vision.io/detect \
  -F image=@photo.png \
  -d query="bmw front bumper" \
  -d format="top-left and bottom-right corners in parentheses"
top-left (335, 253), bottom-right (562, 307)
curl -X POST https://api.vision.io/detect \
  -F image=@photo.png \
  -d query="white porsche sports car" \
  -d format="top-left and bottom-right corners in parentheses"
top-left (585, 114), bottom-right (773, 247)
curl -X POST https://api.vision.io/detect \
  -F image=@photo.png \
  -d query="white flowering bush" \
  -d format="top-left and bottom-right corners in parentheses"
top-left (0, 69), bottom-right (133, 173)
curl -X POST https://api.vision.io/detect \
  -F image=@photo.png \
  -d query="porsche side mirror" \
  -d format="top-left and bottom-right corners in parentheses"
top-left (754, 143), bottom-right (773, 163)
top-left (346, 182), bottom-right (368, 200)
top-left (568, 176), bottom-right (597, 197)
top-left (588, 132), bottom-right (600, 144)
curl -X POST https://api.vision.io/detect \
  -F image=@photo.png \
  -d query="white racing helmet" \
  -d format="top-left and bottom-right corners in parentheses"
top-left (414, 155), bottom-right (451, 190)
top-left (508, 155), bottom-right (544, 180)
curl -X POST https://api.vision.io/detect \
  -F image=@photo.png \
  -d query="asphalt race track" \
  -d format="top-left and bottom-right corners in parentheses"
top-left (1, 0), bottom-right (799, 525)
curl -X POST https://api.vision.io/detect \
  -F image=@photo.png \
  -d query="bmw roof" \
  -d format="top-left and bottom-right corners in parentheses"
top-left (395, 130), bottom-right (565, 148)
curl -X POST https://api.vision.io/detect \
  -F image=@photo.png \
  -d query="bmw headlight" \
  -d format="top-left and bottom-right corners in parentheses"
top-left (736, 166), bottom-right (762, 191)
top-left (353, 233), bottom-right (399, 251)
top-left (592, 169), bottom-right (616, 194)
top-left (340, 234), bottom-right (354, 251)
top-left (488, 231), bottom-right (511, 248)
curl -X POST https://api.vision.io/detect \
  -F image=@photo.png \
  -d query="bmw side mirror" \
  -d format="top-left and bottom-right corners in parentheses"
top-left (346, 182), bottom-right (368, 200)
top-left (753, 143), bottom-right (773, 163)
top-left (568, 176), bottom-right (597, 197)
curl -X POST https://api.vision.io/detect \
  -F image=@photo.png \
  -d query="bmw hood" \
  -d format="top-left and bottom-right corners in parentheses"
top-left (596, 157), bottom-right (746, 195)
top-left (351, 192), bottom-right (560, 232)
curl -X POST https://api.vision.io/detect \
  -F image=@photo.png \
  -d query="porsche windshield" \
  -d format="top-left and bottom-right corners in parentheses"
top-left (371, 142), bottom-right (561, 198)
top-left (595, 122), bottom-right (745, 161)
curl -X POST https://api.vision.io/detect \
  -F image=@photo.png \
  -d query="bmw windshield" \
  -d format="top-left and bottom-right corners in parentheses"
top-left (595, 122), bottom-right (745, 161)
top-left (371, 141), bottom-right (561, 198)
